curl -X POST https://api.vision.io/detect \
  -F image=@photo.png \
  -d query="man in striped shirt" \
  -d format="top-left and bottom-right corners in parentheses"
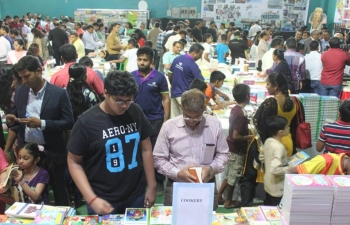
top-left (316, 100), bottom-right (350, 155)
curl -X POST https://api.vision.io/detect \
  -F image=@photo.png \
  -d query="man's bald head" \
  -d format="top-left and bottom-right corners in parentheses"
top-left (334, 33), bottom-right (344, 40)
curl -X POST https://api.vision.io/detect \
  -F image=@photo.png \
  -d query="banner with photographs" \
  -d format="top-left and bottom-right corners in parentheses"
top-left (201, 0), bottom-right (309, 31)
top-left (334, 0), bottom-right (350, 33)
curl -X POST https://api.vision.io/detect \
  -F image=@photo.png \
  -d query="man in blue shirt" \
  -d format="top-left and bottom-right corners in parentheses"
top-left (82, 25), bottom-right (103, 55)
top-left (163, 41), bottom-right (182, 74)
top-left (131, 47), bottom-right (170, 195)
top-left (168, 43), bottom-right (205, 117)
top-left (215, 34), bottom-right (229, 64)
top-left (0, 25), bottom-right (14, 49)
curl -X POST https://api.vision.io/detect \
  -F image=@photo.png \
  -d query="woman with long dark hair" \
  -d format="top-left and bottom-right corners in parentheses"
top-left (67, 63), bottom-right (100, 121)
top-left (266, 49), bottom-right (295, 93)
top-left (253, 72), bottom-right (305, 158)
top-left (31, 28), bottom-right (49, 61)
top-left (133, 28), bottom-right (146, 47)
top-left (26, 43), bottom-right (44, 66)
top-left (125, 22), bottom-right (134, 36)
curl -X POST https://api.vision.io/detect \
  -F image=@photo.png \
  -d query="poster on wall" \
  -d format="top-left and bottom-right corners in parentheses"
top-left (201, 0), bottom-right (309, 31)
top-left (189, 7), bottom-right (198, 18)
top-left (334, 0), bottom-right (350, 32)
top-left (74, 9), bottom-right (149, 28)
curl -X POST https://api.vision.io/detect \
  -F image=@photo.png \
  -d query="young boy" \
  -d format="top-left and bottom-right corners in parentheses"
top-left (259, 115), bottom-right (289, 206)
top-left (215, 34), bottom-right (229, 64)
top-left (316, 99), bottom-right (350, 155)
top-left (223, 84), bottom-right (254, 208)
top-left (289, 153), bottom-right (350, 175)
top-left (109, 38), bottom-right (138, 72)
top-left (205, 71), bottom-right (235, 110)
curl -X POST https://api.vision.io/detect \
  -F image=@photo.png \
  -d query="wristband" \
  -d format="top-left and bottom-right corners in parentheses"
top-left (89, 196), bottom-right (98, 206)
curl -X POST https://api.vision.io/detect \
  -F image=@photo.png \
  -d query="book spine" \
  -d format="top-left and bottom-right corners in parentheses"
top-left (16, 203), bottom-right (29, 215)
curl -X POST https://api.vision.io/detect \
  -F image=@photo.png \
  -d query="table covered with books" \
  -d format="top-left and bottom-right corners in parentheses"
top-left (3, 174), bottom-right (350, 225)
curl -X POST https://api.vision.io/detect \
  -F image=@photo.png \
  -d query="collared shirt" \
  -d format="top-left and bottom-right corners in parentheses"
top-left (106, 31), bottom-right (121, 55)
top-left (305, 51), bottom-right (322, 80)
top-left (153, 115), bottom-right (229, 181)
top-left (50, 62), bottom-right (104, 95)
top-left (262, 48), bottom-right (275, 72)
top-left (165, 34), bottom-right (181, 51)
top-left (284, 49), bottom-right (306, 90)
top-left (72, 38), bottom-right (85, 59)
top-left (156, 31), bottom-right (166, 51)
top-left (321, 48), bottom-right (350, 86)
top-left (258, 39), bottom-right (269, 60)
top-left (162, 51), bottom-right (180, 73)
top-left (169, 54), bottom-right (204, 98)
top-left (82, 31), bottom-right (103, 50)
top-left (321, 39), bottom-right (329, 51)
top-left (21, 25), bottom-right (30, 40)
top-left (131, 69), bottom-right (169, 121)
top-left (4, 34), bottom-right (14, 50)
top-left (0, 36), bottom-right (11, 61)
top-left (25, 81), bottom-right (47, 144)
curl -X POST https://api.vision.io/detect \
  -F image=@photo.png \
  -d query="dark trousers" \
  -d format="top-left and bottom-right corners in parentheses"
top-left (149, 119), bottom-right (165, 182)
top-left (87, 193), bottom-right (145, 215)
top-left (85, 49), bottom-right (95, 56)
top-left (43, 156), bottom-right (70, 206)
top-left (240, 140), bottom-right (258, 207)
top-left (53, 52), bottom-right (62, 66)
top-left (107, 54), bottom-right (121, 69)
top-left (264, 193), bottom-right (282, 206)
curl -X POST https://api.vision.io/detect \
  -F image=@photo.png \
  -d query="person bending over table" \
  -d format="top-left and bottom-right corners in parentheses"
top-left (153, 89), bottom-right (229, 210)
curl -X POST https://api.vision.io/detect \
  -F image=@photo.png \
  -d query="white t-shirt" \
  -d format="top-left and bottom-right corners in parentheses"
top-left (123, 48), bottom-right (138, 73)
top-left (201, 43), bottom-right (212, 63)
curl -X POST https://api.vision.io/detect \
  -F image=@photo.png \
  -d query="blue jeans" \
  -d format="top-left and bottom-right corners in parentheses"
top-left (319, 84), bottom-right (342, 97)
top-left (310, 80), bottom-right (321, 95)
top-left (87, 193), bottom-right (145, 215)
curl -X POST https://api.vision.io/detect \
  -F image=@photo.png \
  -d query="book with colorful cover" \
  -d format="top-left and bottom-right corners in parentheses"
top-left (4, 218), bottom-right (34, 224)
top-left (240, 207), bottom-right (265, 223)
top-left (0, 164), bottom-right (19, 193)
top-left (286, 174), bottom-right (333, 187)
top-left (124, 208), bottom-right (148, 225)
top-left (249, 222), bottom-right (271, 225)
top-left (41, 205), bottom-right (72, 216)
top-left (63, 215), bottom-right (99, 225)
top-left (222, 212), bottom-right (249, 225)
top-left (327, 175), bottom-right (350, 188)
top-left (288, 151), bottom-right (310, 167)
top-left (101, 214), bottom-right (124, 225)
top-left (34, 209), bottom-right (66, 225)
top-left (149, 206), bottom-right (172, 224)
top-left (259, 206), bottom-right (284, 225)
top-left (5, 202), bottom-right (43, 219)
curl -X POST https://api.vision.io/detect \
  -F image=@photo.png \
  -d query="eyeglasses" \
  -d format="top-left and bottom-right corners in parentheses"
top-left (115, 99), bottom-right (133, 106)
top-left (183, 116), bottom-right (202, 122)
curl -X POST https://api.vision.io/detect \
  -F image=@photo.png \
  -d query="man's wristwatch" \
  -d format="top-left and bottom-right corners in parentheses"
top-left (209, 166), bottom-right (215, 177)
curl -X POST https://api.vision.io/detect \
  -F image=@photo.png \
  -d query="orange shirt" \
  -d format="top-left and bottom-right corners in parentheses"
top-left (205, 83), bottom-right (215, 104)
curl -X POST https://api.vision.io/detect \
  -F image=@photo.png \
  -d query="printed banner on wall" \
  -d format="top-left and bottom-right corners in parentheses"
top-left (201, 0), bottom-right (309, 31)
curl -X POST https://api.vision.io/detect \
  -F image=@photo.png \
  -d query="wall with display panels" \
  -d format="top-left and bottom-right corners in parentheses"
top-left (201, 0), bottom-right (309, 31)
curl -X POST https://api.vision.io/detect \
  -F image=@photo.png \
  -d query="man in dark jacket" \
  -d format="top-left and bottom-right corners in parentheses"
top-left (48, 21), bottom-right (68, 66)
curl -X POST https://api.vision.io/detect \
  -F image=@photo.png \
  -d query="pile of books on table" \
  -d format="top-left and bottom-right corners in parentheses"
top-left (4, 202), bottom-right (75, 224)
top-left (280, 174), bottom-right (334, 225)
top-left (328, 175), bottom-right (350, 225)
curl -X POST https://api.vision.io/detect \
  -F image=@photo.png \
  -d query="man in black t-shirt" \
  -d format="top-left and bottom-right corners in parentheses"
top-left (192, 21), bottom-right (203, 43)
top-left (207, 21), bottom-right (218, 42)
top-left (228, 31), bottom-right (248, 64)
top-left (67, 71), bottom-right (156, 215)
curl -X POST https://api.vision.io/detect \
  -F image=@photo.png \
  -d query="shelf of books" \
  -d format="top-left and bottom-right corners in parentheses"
top-left (1, 174), bottom-right (349, 224)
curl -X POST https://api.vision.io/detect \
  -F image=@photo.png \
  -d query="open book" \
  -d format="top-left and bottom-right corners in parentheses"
top-left (188, 167), bottom-right (203, 183)
top-left (0, 164), bottom-right (19, 193)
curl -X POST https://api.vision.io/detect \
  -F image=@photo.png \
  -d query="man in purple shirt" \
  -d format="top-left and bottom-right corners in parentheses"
top-left (168, 43), bottom-right (205, 117)
top-left (131, 47), bottom-right (170, 195)
top-left (0, 25), bottom-right (14, 49)
top-left (153, 89), bottom-right (229, 210)
top-left (284, 38), bottom-right (306, 92)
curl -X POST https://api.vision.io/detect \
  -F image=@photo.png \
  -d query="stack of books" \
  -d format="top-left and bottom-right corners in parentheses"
top-left (298, 93), bottom-right (322, 141)
top-left (328, 175), bottom-right (350, 225)
top-left (280, 174), bottom-right (334, 225)
top-left (319, 96), bottom-right (341, 133)
top-left (4, 202), bottom-right (75, 224)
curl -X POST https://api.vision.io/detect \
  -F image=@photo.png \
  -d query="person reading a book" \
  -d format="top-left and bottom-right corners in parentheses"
top-left (316, 100), bottom-right (350, 155)
top-left (288, 153), bottom-right (350, 175)
top-left (153, 89), bottom-right (230, 210)
top-left (11, 143), bottom-right (49, 204)
top-left (219, 84), bottom-right (254, 209)
top-left (259, 115), bottom-right (289, 206)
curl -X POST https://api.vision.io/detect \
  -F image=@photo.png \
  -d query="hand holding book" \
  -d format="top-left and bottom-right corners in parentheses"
top-left (11, 170), bottom-right (23, 184)
top-left (177, 165), bottom-right (196, 182)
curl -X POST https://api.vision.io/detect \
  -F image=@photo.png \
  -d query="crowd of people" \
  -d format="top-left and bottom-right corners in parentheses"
top-left (0, 11), bottom-right (350, 217)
